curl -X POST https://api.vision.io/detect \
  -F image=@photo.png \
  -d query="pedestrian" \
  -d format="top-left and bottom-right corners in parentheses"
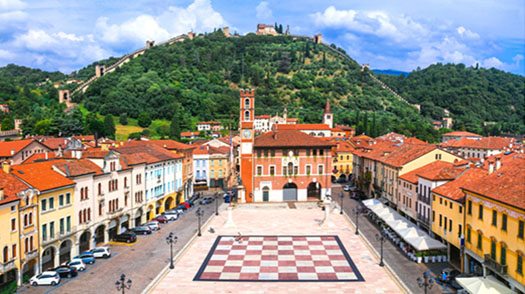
top-left (235, 232), bottom-right (243, 243)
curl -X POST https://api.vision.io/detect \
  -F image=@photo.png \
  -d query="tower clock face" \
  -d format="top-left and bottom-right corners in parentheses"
top-left (243, 129), bottom-right (252, 139)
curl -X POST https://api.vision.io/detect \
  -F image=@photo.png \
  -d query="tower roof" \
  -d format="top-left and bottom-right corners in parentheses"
top-left (324, 99), bottom-right (331, 114)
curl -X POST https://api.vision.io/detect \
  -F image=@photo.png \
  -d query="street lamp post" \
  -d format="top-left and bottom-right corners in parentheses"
top-left (339, 192), bottom-right (344, 215)
top-left (115, 273), bottom-right (132, 294)
top-left (417, 272), bottom-right (434, 294)
top-left (166, 232), bottom-right (178, 269)
top-left (215, 192), bottom-right (219, 216)
top-left (196, 208), bottom-right (203, 237)
top-left (352, 207), bottom-right (362, 235)
top-left (375, 232), bottom-right (386, 267)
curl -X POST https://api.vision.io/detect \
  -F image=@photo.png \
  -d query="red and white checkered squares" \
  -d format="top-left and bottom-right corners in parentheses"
top-left (194, 236), bottom-right (364, 282)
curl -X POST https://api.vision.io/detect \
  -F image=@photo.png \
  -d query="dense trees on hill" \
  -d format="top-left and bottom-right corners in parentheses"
top-left (378, 64), bottom-right (525, 135)
top-left (0, 32), bottom-right (522, 142)
top-left (78, 31), bottom-right (438, 140)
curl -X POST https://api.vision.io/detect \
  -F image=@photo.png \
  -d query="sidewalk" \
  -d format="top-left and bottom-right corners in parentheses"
top-left (342, 196), bottom-right (455, 294)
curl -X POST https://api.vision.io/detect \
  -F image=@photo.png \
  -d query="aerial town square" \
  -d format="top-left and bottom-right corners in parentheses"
top-left (0, 1), bottom-right (523, 294)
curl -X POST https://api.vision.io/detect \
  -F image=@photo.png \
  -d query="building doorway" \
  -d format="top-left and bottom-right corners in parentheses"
top-left (59, 240), bottom-right (72, 264)
top-left (262, 186), bottom-right (269, 202)
top-left (79, 231), bottom-right (91, 253)
top-left (307, 182), bottom-right (321, 200)
top-left (283, 183), bottom-right (297, 201)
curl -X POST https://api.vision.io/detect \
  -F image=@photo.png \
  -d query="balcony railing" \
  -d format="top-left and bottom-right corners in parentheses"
top-left (417, 214), bottom-right (430, 226)
top-left (484, 254), bottom-right (508, 276)
top-left (417, 194), bottom-right (431, 204)
top-left (0, 260), bottom-right (15, 273)
top-left (25, 249), bottom-right (38, 261)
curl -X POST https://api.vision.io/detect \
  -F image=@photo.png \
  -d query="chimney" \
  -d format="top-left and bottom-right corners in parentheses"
top-left (0, 188), bottom-right (3, 200)
top-left (2, 161), bottom-right (10, 174)
top-left (495, 157), bottom-right (501, 171)
top-left (45, 152), bottom-right (48, 160)
top-left (488, 161), bottom-right (494, 174)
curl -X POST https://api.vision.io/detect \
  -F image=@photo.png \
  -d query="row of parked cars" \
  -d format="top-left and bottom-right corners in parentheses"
top-left (30, 247), bottom-right (112, 286)
top-left (28, 193), bottom-right (207, 287)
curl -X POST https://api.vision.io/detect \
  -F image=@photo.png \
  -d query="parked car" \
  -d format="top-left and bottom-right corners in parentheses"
top-left (224, 191), bottom-right (237, 203)
top-left (131, 226), bottom-right (152, 235)
top-left (153, 215), bottom-right (169, 224)
top-left (30, 271), bottom-right (60, 286)
top-left (53, 266), bottom-right (78, 278)
top-left (73, 252), bottom-right (96, 264)
top-left (90, 247), bottom-right (111, 258)
top-left (180, 202), bottom-right (190, 209)
top-left (162, 212), bottom-right (179, 221)
top-left (200, 197), bottom-right (214, 205)
top-left (438, 267), bottom-right (461, 283)
top-left (66, 259), bottom-right (86, 272)
top-left (176, 203), bottom-right (188, 211)
top-left (144, 221), bottom-right (160, 231)
top-left (336, 177), bottom-right (346, 183)
top-left (114, 232), bottom-right (137, 243)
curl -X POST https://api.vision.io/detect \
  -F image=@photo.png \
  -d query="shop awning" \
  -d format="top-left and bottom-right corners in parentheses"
top-left (456, 276), bottom-right (514, 294)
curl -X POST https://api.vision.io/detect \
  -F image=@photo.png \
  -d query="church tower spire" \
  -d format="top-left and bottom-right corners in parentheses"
top-left (322, 99), bottom-right (333, 128)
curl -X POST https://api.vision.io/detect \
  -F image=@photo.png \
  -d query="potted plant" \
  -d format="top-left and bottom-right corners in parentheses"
top-left (442, 253), bottom-right (447, 262)
top-left (416, 252), bottom-right (422, 263)
top-left (431, 252), bottom-right (436, 263)
top-left (437, 254), bottom-right (442, 262)
top-left (423, 251), bottom-right (430, 263)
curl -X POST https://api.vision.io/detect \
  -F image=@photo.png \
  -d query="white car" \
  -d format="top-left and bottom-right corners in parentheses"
top-left (66, 259), bottom-right (86, 271)
top-left (162, 212), bottom-right (179, 221)
top-left (30, 271), bottom-right (60, 286)
top-left (144, 221), bottom-right (160, 231)
top-left (91, 246), bottom-right (111, 258)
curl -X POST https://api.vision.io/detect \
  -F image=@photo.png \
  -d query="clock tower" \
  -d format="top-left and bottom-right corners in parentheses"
top-left (239, 89), bottom-right (255, 202)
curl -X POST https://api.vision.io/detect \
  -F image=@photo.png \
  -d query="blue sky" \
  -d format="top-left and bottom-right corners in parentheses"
top-left (1, 0), bottom-right (523, 75)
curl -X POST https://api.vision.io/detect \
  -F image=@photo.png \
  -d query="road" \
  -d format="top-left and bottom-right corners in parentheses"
top-left (19, 193), bottom-right (223, 294)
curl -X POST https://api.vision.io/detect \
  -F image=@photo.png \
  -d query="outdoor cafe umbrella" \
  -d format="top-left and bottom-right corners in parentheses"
top-left (404, 236), bottom-right (446, 251)
top-left (362, 199), bottom-right (382, 207)
top-left (397, 227), bottom-right (425, 240)
top-left (455, 276), bottom-right (514, 294)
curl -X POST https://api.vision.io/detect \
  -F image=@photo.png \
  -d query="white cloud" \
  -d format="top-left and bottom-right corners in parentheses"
top-left (0, 49), bottom-right (14, 59)
top-left (0, 10), bottom-right (26, 21)
top-left (0, 0), bottom-right (26, 11)
top-left (482, 57), bottom-right (503, 69)
top-left (256, 1), bottom-right (272, 20)
top-left (158, 0), bottom-right (226, 35)
top-left (312, 7), bottom-right (428, 43)
top-left (95, 15), bottom-right (170, 46)
top-left (456, 26), bottom-right (479, 39)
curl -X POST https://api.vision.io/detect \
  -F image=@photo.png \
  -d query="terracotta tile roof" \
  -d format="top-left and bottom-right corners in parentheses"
top-left (254, 130), bottom-right (334, 148)
top-left (82, 149), bottom-right (109, 159)
top-left (286, 118), bottom-right (299, 122)
top-left (181, 131), bottom-right (200, 136)
top-left (461, 156), bottom-right (525, 210)
top-left (74, 135), bottom-right (95, 142)
top-left (349, 135), bottom-right (377, 148)
top-left (432, 168), bottom-right (487, 202)
top-left (441, 136), bottom-right (513, 150)
top-left (53, 159), bottom-right (104, 177)
top-left (0, 139), bottom-right (36, 157)
top-left (0, 170), bottom-right (27, 205)
top-left (255, 115), bottom-right (270, 119)
top-left (416, 161), bottom-right (466, 181)
top-left (379, 144), bottom-right (437, 168)
top-left (115, 144), bottom-right (183, 162)
top-left (197, 121), bottom-right (220, 125)
top-left (193, 145), bottom-right (210, 155)
top-left (404, 137), bottom-right (427, 145)
top-left (376, 132), bottom-right (407, 142)
top-left (39, 137), bottom-right (69, 150)
top-left (11, 160), bottom-right (76, 192)
top-left (148, 140), bottom-right (194, 151)
top-left (121, 153), bottom-right (156, 166)
top-left (335, 142), bottom-right (355, 153)
top-left (442, 131), bottom-right (481, 137)
top-left (275, 124), bottom-right (330, 130)
top-left (335, 124), bottom-right (354, 132)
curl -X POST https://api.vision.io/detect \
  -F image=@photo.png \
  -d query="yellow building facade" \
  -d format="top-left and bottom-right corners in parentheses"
top-left (0, 194), bottom-right (20, 287)
top-left (464, 191), bottom-right (525, 293)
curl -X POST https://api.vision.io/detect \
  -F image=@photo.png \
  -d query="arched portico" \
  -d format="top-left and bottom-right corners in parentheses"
top-left (283, 182), bottom-right (298, 201)
top-left (41, 246), bottom-right (56, 271)
top-left (78, 231), bottom-right (91, 253)
top-left (59, 239), bottom-right (73, 264)
top-left (307, 182), bottom-right (322, 200)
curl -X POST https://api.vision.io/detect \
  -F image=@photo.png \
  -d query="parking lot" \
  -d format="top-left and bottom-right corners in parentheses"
top-left (18, 193), bottom-right (224, 294)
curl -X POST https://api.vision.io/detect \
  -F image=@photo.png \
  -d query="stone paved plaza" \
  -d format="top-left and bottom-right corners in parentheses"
top-left (150, 203), bottom-right (404, 294)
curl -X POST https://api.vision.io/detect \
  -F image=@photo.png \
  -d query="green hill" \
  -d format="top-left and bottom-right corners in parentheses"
top-left (76, 31), bottom-right (436, 140)
top-left (377, 63), bottom-right (525, 135)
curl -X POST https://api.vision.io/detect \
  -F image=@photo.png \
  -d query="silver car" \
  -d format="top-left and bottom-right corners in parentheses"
top-left (144, 221), bottom-right (160, 231)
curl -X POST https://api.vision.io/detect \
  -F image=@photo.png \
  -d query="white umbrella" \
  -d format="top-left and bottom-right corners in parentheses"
top-left (404, 236), bottom-right (446, 251)
top-left (389, 220), bottom-right (410, 231)
top-left (381, 212), bottom-right (402, 222)
top-left (371, 205), bottom-right (390, 216)
top-left (456, 276), bottom-right (514, 294)
top-left (397, 227), bottom-right (425, 239)
top-left (362, 199), bottom-right (382, 207)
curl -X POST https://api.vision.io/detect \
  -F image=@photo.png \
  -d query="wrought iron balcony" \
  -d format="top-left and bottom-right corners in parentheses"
top-left (417, 194), bottom-right (431, 204)
top-left (484, 254), bottom-right (508, 276)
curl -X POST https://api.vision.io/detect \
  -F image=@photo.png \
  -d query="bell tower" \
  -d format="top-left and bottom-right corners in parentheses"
top-left (239, 89), bottom-right (255, 203)
top-left (322, 98), bottom-right (333, 128)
